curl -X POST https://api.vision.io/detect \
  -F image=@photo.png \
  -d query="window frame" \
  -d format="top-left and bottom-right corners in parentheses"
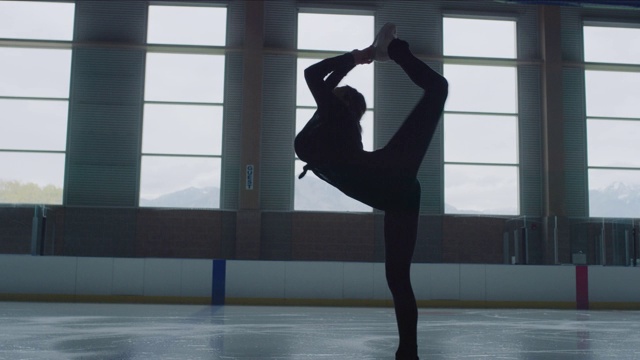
top-left (139, 4), bottom-right (227, 209)
top-left (0, 1), bottom-right (75, 205)
top-left (442, 14), bottom-right (521, 216)
top-left (583, 20), bottom-right (640, 218)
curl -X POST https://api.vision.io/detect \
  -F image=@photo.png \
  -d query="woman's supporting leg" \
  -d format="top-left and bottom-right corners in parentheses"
top-left (385, 207), bottom-right (420, 360)
top-left (384, 182), bottom-right (421, 360)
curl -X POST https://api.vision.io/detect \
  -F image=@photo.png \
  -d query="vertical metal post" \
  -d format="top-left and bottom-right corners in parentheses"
top-left (503, 232), bottom-right (510, 264)
top-left (632, 222), bottom-right (640, 266)
top-left (522, 227), bottom-right (529, 265)
top-left (523, 216), bottom-right (528, 265)
top-left (30, 205), bottom-right (42, 256)
top-left (624, 229), bottom-right (630, 266)
top-left (513, 229), bottom-right (520, 264)
top-left (600, 219), bottom-right (606, 266)
top-left (553, 216), bottom-right (559, 264)
top-left (39, 206), bottom-right (47, 255)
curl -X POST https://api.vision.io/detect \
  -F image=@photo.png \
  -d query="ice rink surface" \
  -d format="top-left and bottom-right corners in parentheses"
top-left (1, 302), bottom-right (640, 359)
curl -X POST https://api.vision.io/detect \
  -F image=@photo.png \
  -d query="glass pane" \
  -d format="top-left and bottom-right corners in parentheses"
top-left (295, 108), bottom-right (316, 135)
top-left (298, 13), bottom-right (373, 52)
top-left (444, 17), bottom-right (516, 59)
top-left (360, 111), bottom-right (374, 152)
top-left (0, 99), bottom-right (68, 151)
top-left (0, 1), bottom-right (74, 41)
top-left (444, 114), bottom-right (518, 164)
top-left (0, 152), bottom-right (65, 204)
top-left (587, 119), bottom-right (640, 167)
top-left (295, 109), bottom-right (374, 153)
top-left (584, 26), bottom-right (640, 65)
top-left (294, 160), bottom-right (371, 212)
top-left (142, 104), bottom-right (222, 156)
top-left (588, 169), bottom-right (640, 218)
top-left (0, 48), bottom-right (72, 98)
top-left (148, 5), bottom-right (226, 46)
top-left (140, 156), bottom-right (221, 209)
top-left (445, 164), bottom-right (519, 215)
top-left (144, 53), bottom-right (225, 103)
top-left (297, 58), bottom-right (374, 108)
top-left (444, 64), bottom-right (517, 113)
top-left (585, 70), bottom-right (640, 118)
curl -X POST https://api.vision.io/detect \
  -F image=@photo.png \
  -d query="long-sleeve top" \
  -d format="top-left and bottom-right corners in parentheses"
top-left (294, 41), bottom-right (447, 211)
top-left (294, 53), bottom-right (363, 170)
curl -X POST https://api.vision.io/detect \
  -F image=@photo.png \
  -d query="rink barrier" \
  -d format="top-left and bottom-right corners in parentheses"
top-left (1, 255), bottom-right (639, 309)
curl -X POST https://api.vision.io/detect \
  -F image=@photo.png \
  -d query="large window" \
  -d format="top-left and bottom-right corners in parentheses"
top-left (140, 5), bottom-right (226, 209)
top-left (443, 17), bottom-right (519, 215)
top-left (0, 1), bottom-right (74, 205)
top-left (584, 24), bottom-right (640, 218)
top-left (294, 12), bottom-right (374, 212)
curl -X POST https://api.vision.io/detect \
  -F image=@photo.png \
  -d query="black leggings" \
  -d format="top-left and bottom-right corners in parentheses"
top-left (374, 39), bottom-right (448, 360)
top-left (365, 39), bottom-right (448, 183)
top-left (298, 39), bottom-right (447, 359)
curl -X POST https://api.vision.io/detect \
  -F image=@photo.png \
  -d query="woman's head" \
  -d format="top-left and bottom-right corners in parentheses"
top-left (333, 85), bottom-right (366, 121)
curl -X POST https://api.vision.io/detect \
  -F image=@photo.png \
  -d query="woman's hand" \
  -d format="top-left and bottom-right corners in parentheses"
top-left (351, 46), bottom-right (374, 65)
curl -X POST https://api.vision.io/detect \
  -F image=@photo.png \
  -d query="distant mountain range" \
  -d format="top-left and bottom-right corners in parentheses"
top-left (140, 186), bottom-right (220, 209)
top-left (445, 181), bottom-right (640, 217)
top-left (138, 181), bottom-right (639, 218)
top-left (294, 176), bottom-right (371, 212)
top-left (589, 182), bottom-right (640, 218)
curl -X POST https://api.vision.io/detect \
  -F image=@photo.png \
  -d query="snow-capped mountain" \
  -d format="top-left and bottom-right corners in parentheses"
top-left (589, 182), bottom-right (640, 218)
top-left (140, 187), bottom-right (220, 209)
top-left (136, 181), bottom-right (639, 218)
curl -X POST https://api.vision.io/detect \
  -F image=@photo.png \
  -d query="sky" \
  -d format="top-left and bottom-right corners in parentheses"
top-left (0, 1), bottom-right (639, 216)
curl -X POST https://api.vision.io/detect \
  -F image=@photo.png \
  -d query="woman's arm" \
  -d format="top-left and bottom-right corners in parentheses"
top-left (304, 53), bottom-right (355, 107)
top-left (304, 48), bottom-right (372, 107)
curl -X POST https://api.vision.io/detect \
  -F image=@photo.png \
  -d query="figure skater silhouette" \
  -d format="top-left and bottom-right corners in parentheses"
top-left (295, 23), bottom-right (448, 360)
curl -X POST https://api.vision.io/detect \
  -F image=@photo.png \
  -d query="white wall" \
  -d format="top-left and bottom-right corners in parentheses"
top-left (0, 255), bottom-right (212, 299)
top-left (1, 255), bottom-right (639, 308)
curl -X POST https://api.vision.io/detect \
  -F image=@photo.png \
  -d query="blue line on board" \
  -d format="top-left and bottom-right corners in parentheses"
top-left (212, 259), bottom-right (226, 305)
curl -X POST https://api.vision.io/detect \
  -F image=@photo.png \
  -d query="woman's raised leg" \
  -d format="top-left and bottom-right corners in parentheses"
top-left (381, 39), bottom-right (448, 179)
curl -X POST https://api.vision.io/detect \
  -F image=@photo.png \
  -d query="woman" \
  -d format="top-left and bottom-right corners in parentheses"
top-left (295, 23), bottom-right (448, 360)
